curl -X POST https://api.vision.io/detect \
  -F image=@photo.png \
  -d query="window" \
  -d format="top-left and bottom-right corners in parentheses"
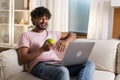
top-left (68, 0), bottom-right (90, 36)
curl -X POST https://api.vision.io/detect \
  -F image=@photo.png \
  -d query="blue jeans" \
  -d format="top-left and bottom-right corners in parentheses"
top-left (31, 61), bottom-right (95, 80)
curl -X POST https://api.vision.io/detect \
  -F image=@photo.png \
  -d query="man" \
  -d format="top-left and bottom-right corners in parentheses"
top-left (16, 6), bottom-right (95, 80)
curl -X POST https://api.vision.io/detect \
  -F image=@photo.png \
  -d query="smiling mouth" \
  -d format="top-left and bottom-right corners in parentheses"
top-left (41, 24), bottom-right (47, 27)
top-left (38, 23), bottom-right (48, 30)
top-left (41, 22), bottom-right (48, 27)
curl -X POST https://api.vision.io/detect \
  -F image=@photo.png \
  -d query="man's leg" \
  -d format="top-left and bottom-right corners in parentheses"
top-left (66, 61), bottom-right (95, 80)
top-left (77, 61), bottom-right (95, 80)
top-left (31, 62), bottom-right (70, 80)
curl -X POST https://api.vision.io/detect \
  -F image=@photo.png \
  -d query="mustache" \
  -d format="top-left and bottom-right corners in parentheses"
top-left (40, 22), bottom-right (48, 25)
top-left (37, 22), bottom-right (48, 30)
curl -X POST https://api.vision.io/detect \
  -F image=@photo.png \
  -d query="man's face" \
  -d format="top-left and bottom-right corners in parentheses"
top-left (34, 16), bottom-right (49, 30)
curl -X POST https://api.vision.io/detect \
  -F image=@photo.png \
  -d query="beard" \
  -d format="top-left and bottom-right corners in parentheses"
top-left (36, 22), bottom-right (48, 30)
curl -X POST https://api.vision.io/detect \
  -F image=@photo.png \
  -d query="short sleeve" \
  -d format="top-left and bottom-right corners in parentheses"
top-left (16, 33), bottom-right (30, 49)
top-left (51, 31), bottom-right (61, 41)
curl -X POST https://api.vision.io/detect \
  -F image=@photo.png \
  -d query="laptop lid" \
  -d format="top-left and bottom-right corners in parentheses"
top-left (61, 42), bottom-right (95, 66)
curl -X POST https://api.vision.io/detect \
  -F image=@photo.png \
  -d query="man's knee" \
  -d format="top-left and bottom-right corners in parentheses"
top-left (55, 66), bottom-right (70, 80)
top-left (58, 67), bottom-right (69, 75)
top-left (86, 61), bottom-right (95, 70)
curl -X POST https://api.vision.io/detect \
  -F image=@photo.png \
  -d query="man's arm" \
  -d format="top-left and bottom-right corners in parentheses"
top-left (60, 32), bottom-right (77, 42)
top-left (56, 32), bottom-right (76, 52)
top-left (17, 40), bottom-right (54, 65)
top-left (16, 47), bottom-right (43, 65)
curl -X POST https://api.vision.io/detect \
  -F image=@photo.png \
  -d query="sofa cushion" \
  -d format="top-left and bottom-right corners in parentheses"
top-left (8, 72), bottom-right (41, 80)
top-left (0, 49), bottom-right (23, 80)
top-left (93, 70), bottom-right (115, 80)
top-left (75, 39), bottom-right (120, 73)
top-left (89, 39), bottom-right (120, 73)
top-left (8, 72), bottom-right (76, 80)
top-left (8, 70), bottom-right (115, 80)
top-left (116, 43), bottom-right (120, 74)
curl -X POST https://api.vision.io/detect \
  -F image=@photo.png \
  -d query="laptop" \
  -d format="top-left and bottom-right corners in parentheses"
top-left (45, 42), bottom-right (95, 66)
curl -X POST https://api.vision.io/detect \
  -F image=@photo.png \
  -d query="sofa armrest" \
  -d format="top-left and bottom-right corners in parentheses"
top-left (0, 49), bottom-right (23, 80)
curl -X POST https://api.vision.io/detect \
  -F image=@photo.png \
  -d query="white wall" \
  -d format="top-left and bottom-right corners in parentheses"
top-left (111, 0), bottom-right (120, 7)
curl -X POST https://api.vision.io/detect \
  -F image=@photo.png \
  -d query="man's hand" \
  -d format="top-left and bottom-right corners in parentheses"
top-left (41, 39), bottom-right (55, 51)
top-left (47, 38), bottom-right (55, 44)
top-left (56, 40), bottom-right (69, 52)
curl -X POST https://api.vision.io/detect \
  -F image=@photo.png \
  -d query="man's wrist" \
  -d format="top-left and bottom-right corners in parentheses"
top-left (39, 48), bottom-right (44, 53)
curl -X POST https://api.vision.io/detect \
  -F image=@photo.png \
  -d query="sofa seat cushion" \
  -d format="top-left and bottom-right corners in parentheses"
top-left (8, 72), bottom-right (76, 80)
top-left (8, 70), bottom-right (115, 80)
top-left (8, 72), bottom-right (41, 80)
top-left (93, 70), bottom-right (115, 80)
top-left (4, 69), bottom-right (116, 80)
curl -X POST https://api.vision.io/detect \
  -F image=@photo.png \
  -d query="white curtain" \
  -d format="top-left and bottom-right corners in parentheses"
top-left (30, 0), bottom-right (68, 32)
top-left (87, 0), bottom-right (114, 39)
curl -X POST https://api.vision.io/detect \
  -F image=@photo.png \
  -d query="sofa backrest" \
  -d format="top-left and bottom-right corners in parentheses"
top-left (0, 49), bottom-right (23, 80)
top-left (75, 39), bottom-right (120, 73)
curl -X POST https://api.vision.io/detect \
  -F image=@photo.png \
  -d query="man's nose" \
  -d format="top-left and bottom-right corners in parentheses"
top-left (42, 19), bottom-right (47, 23)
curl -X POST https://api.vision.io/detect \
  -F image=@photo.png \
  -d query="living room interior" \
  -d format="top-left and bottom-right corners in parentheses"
top-left (0, 0), bottom-right (120, 80)
top-left (0, 0), bottom-right (120, 52)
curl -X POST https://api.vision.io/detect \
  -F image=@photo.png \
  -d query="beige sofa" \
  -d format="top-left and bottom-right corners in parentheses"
top-left (0, 39), bottom-right (120, 80)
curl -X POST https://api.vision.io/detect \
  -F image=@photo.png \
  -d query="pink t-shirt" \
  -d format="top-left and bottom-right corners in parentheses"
top-left (16, 30), bottom-right (62, 71)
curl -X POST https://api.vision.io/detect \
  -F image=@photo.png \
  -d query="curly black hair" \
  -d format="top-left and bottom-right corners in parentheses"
top-left (31, 7), bottom-right (51, 25)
